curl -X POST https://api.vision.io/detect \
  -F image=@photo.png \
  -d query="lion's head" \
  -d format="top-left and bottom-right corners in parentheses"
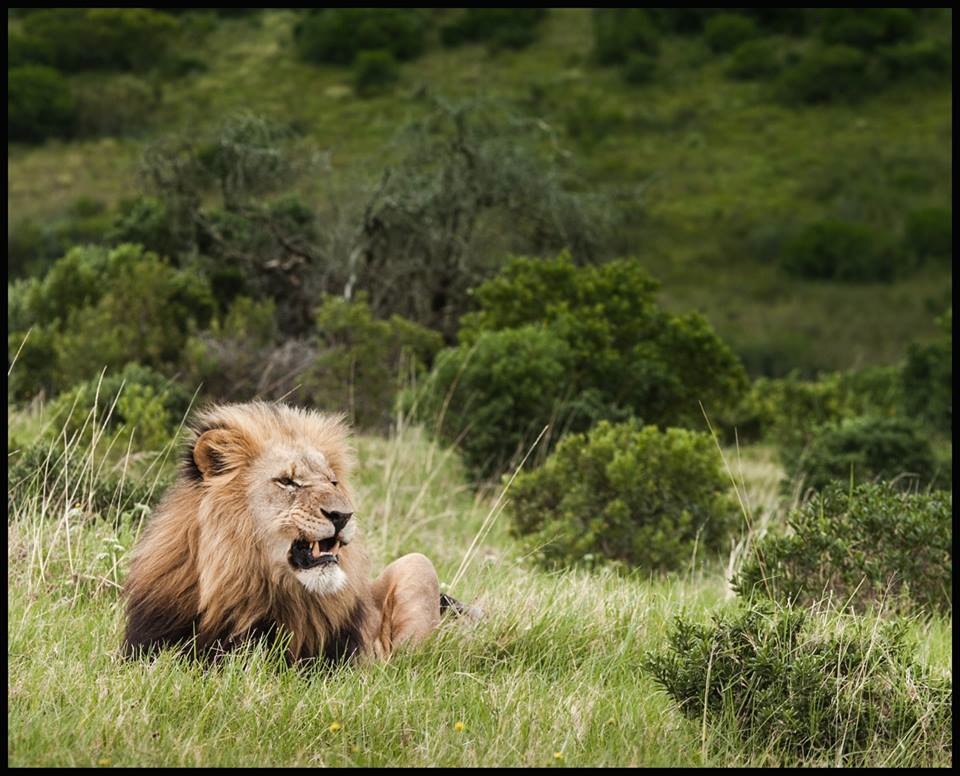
top-left (123, 402), bottom-right (374, 663)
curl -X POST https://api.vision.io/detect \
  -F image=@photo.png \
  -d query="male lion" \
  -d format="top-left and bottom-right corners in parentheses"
top-left (123, 401), bottom-right (471, 664)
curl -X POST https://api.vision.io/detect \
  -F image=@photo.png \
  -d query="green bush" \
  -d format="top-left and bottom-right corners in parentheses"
top-left (8, 65), bottom-right (76, 143)
top-left (903, 207), bottom-right (952, 262)
top-left (820, 8), bottom-right (918, 51)
top-left (735, 483), bottom-right (952, 614)
top-left (879, 39), bottom-right (952, 82)
top-left (622, 52), bottom-right (657, 85)
top-left (7, 31), bottom-right (55, 68)
top-left (440, 9), bottom-right (546, 50)
top-left (293, 9), bottom-right (427, 66)
top-left (644, 603), bottom-right (952, 760)
top-left (414, 325), bottom-right (575, 480)
top-left (901, 309), bottom-right (951, 435)
top-left (726, 38), bottom-right (783, 80)
top-left (21, 8), bottom-right (177, 72)
top-left (107, 197), bottom-right (186, 261)
top-left (703, 13), bottom-right (759, 54)
top-left (776, 45), bottom-right (882, 104)
top-left (783, 416), bottom-right (941, 493)
top-left (781, 220), bottom-right (902, 282)
top-left (353, 49), bottom-right (400, 97)
top-left (510, 419), bottom-right (739, 572)
top-left (592, 9), bottom-right (659, 65)
top-left (300, 295), bottom-right (443, 430)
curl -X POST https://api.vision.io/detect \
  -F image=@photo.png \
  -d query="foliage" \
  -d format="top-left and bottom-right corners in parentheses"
top-left (645, 603), bottom-right (952, 759)
top-left (879, 39), bottom-right (952, 83)
top-left (293, 9), bottom-right (427, 66)
top-left (353, 50), bottom-right (400, 98)
top-left (9, 202), bottom-right (113, 279)
top-left (726, 38), bottom-right (783, 80)
top-left (413, 325), bottom-right (574, 480)
top-left (440, 9), bottom-right (546, 51)
top-left (735, 483), bottom-right (952, 615)
top-left (20, 8), bottom-right (178, 73)
top-left (299, 295), bottom-right (443, 430)
top-left (781, 220), bottom-right (902, 282)
top-left (782, 416), bottom-right (941, 494)
top-left (903, 207), bottom-right (952, 263)
top-left (509, 419), bottom-right (738, 572)
top-left (901, 309), bottom-right (951, 434)
top-left (107, 197), bottom-right (186, 262)
top-left (819, 8), bottom-right (918, 51)
top-left (592, 9), bottom-right (659, 65)
top-left (7, 31), bottom-right (55, 69)
top-left (622, 53), bottom-right (657, 86)
top-left (703, 14), bottom-right (759, 54)
top-left (8, 65), bottom-right (75, 143)
top-left (776, 45), bottom-right (882, 105)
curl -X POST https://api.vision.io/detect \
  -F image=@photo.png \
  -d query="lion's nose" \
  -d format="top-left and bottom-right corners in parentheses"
top-left (321, 509), bottom-right (352, 533)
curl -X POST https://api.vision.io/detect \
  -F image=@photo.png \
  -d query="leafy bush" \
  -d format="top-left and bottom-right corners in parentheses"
top-left (903, 207), bottom-right (952, 263)
top-left (781, 220), bottom-right (901, 282)
top-left (703, 13), bottom-right (759, 54)
top-left (509, 419), bottom-right (738, 572)
top-left (622, 53), bottom-right (657, 85)
top-left (735, 483), bottom-right (952, 614)
top-left (726, 38), bottom-right (783, 80)
top-left (21, 8), bottom-right (177, 72)
top-left (299, 295), bottom-right (443, 430)
top-left (879, 39), bottom-right (952, 82)
top-left (293, 9), bottom-right (427, 65)
top-left (8, 31), bottom-right (55, 68)
top-left (820, 8), bottom-right (918, 51)
top-left (8, 65), bottom-right (75, 143)
top-left (8, 201), bottom-right (113, 279)
top-left (645, 603), bottom-right (952, 760)
top-left (783, 416), bottom-right (941, 493)
top-left (776, 45), bottom-right (882, 104)
top-left (592, 9), bottom-right (659, 65)
top-left (440, 9), bottom-right (546, 50)
top-left (353, 49), bottom-right (400, 97)
top-left (901, 309), bottom-right (951, 435)
top-left (107, 196), bottom-right (186, 261)
top-left (413, 326), bottom-right (575, 479)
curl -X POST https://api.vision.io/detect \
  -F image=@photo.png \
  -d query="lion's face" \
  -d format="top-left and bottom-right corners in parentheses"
top-left (246, 444), bottom-right (359, 597)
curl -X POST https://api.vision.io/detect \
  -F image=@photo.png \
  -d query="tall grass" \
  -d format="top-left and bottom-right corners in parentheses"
top-left (7, 397), bottom-right (952, 766)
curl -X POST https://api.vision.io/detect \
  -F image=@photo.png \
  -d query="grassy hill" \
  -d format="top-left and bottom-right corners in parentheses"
top-left (8, 9), bottom-right (953, 375)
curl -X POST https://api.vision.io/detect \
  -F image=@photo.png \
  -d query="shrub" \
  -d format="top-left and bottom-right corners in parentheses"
top-left (7, 31), bottom-right (55, 68)
top-left (879, 39), bottom-right (952, 82)
top-left (21, 8), bottom-right (177, 72)
top-left (903, 207), bottom-right (952, 263)
top-left (781, 220), bottom-right (901, 282)
top-left (820, 8), bottom-right (918, 51)
top-left (413, 326), bottom-right (574, 480)
top-left (440, 9), bottom-right (546, 50)
top-left (353, 49), bottom-right (400, 98)
top-left (107, 197), bottom-right (186, 260)
top-left (299, 295), bottom-right (443, 430)
top-left (644, 603), bottom-right (952, 761)
top-left (735, 483), bottom-right (952, 614)
top-left (592, 9), bottom-right (659, 65)
top-left (8, 65), bottom-right (75, 143)
top-left (901, 309), bottom-right (951, 435)
top-left (509, 419), bottom-right (739, 572)
top-left (622, 52), bottom-right (657, 85)
top-left (726, 38), bottom-right (783, 80)
top-left (776, 45), bottom-right (882, 104)
top-left (703, 13), bottom-right (759, 54)
top-left (293, 9), bottom-right (427, 65)
top-left (783, 416), bottom-right (941, 493)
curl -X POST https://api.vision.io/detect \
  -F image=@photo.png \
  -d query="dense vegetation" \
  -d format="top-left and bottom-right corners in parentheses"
top-left (7, 8), bottom-right (952, 768)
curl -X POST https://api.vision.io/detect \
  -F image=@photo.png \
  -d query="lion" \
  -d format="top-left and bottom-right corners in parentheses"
top-left (123, 401), bottom-right (472, 664)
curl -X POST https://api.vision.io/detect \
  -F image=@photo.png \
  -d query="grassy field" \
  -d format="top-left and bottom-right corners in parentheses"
top-left (8, 9), bottom-right (952, 373)
top-left (7, 404), bottom-right (952, 767)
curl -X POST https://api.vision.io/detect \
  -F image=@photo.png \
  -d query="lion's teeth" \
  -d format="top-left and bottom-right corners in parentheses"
top-left (311, 541), bottom-right (320, 558)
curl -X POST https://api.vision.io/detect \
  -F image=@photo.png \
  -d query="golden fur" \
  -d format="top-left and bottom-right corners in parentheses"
top-left (123, 401), bottom-right (379, 663)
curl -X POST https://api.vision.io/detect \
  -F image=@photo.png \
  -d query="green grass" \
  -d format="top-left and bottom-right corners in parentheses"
top-left (7, 9), bottom-right (952, 373)
top-left (7, 403), bottom-right (952, 767)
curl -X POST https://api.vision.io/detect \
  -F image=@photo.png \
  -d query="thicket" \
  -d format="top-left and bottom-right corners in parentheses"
top-left (735, 483), bottom-right (952, 615)
top-left (8, 65), bottom-right (76, 143)
top-left (645, 603), bottom-right (952, 761)
top-left (901, 309), bottom-right (952, 435)
top-left (353, 50), bottom-right (400, 97)
top-left (509, 419), bottom-right (738, 572)
top-left (293, 9), bottom-right (427, 66)
top-left (415, 253), bottom-right (748, 478)
top-left (441, 9), bottom-right (546, 50)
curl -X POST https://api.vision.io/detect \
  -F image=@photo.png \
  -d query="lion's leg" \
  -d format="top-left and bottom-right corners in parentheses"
top-left (370, 552), bottom-right (441, 657)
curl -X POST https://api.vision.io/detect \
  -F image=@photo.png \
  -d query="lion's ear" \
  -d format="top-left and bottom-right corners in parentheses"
top-left (193, 428), bottom-right (246, 479)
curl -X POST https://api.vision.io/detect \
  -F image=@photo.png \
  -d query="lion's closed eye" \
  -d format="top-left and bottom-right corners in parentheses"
top-left (275, 476), bottom-right (302, 489)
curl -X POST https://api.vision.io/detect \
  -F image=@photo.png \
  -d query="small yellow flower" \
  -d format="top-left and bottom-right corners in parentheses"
top-left (554, 751), bottom-right (564, 761)
top-left (453, 721), bottom-right (465, 732)
top-left (97, 758), bottom-right (112, 767)
top-left (328, 721), bottom-right (342, 733)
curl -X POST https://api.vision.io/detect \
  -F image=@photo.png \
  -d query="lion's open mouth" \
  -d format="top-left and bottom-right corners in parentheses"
top-left (289, 536), bottom-right (341, 570)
